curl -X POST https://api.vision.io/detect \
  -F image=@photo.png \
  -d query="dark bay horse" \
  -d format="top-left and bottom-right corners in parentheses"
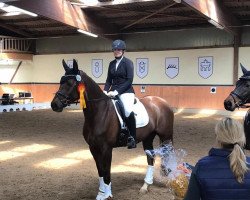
top-left (51, 59), bottom-right (174, 199)
top-left (224, 63), bottom-right (250, 150)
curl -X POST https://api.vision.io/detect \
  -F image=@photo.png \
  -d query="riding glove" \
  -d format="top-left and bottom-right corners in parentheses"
top-left (103, 90), bottom-right (108, 95)
top-left (107, 90), bottom-right (118, 97)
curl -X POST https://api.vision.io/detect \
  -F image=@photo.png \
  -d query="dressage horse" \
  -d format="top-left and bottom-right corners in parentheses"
top-left (51, 59), bottom-right (174, 199)
top-left (224, 63), bottom-right (250, 150)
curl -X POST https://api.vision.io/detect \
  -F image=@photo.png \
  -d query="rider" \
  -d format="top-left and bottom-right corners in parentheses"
top-left (103, 39), bottom-right (136, 149)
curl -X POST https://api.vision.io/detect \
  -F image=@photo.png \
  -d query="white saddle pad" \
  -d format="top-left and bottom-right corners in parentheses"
top-left (112, 97), bottom-right (149, 129)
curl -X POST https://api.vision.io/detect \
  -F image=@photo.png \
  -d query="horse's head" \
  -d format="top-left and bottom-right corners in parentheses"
top-left (51, 59), bottom-right (82, 112)
top-left (224, 64), bottom-right (250, 111)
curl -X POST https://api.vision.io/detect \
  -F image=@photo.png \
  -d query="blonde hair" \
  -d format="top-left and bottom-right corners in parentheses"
top-left (215, 117), bottom-right (249, 183)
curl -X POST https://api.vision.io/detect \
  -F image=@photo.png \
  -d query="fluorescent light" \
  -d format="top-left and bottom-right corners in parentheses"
top-left (2, 11), bottom-right (22, 16)
top-left (18, 9), bottom-right (37, 17)
top-left (173, 0), bottom-right (181, 3)
top-left (0, 3), bottom-right (5, 8)
top-left (1, 5), bottom-right (37, 17)
top-left (77, 29), bottom-right (98, 38)
top-left (208, 19), bottom-right (224, 29)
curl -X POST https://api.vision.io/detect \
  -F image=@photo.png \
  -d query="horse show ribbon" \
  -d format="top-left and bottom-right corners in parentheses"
top-left (78, 83), bottom-right (86, 109)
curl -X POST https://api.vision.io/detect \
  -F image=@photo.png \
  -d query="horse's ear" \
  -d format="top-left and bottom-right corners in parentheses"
top-left (72, 59), bottom-right (79, 73)
top-left (240, 63), bottom-right (248, 75)
top-left (62, 59), bottom-right (69, 72)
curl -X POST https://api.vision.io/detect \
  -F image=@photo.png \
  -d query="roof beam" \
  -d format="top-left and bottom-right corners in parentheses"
top-left (182, 0), bottom-right (241, 35)
top-left (121, 2), bottom-right (176, 30)
top-left (7, 0), bottom-right (110, 38)
top-left (0, 20), bottom-right (32, 37)
top-left (70, 0), bottom-right (159, 7)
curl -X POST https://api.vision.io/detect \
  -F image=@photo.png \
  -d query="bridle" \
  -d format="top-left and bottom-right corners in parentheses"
top-left (56, 72), bottom-right (108, 107)
top-left (230, 78), bottom-right (250, 108)
top-left (55, 74), bottom-right (81, 107)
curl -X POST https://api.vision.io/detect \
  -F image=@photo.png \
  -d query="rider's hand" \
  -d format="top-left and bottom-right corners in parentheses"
top-left (103, 90), bottom-right (108, 95)
top-left (107, 90), bottom-right (118, 97)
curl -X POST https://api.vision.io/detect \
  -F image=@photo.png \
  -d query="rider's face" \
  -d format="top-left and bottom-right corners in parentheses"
top-left (113, 49), bottom-right (123, 57)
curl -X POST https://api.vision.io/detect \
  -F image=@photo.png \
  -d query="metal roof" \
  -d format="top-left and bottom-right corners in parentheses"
top-left (0, 0), bottom-right (249, 38)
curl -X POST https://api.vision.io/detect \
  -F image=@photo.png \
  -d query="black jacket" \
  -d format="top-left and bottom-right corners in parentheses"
top-left (104, 57), bottom-right (135, 94)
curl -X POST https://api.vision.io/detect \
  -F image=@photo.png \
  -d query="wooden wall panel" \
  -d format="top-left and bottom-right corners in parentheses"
top-left (0, 84), bottom-right (59, 103)
top-left (0, 84), bottom-right (235, 110)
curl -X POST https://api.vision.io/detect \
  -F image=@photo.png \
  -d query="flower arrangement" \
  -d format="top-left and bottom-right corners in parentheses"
top-left (145, 142), bottom-right (193, 199)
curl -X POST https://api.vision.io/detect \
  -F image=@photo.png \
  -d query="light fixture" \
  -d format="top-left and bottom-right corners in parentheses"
top-left (0, 4), bottom-right (37, 17)
top-left (208, 19), bottom-right (224, 30)
top-left (173, 0), bottom-right (181, 3)
top-left (0, 2), bottom-right (5, 8)
top-left (77, 29), bottom-right (98, 38)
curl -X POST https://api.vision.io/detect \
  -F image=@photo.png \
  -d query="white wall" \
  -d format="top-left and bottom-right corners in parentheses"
top-left (239, 47), bottom-right (250, 77)
top-left (0, 60), bottom-right (33, 83)
top-left (0, 47), bottom-right (236, 85)
top-left (32, 47), bottom-right (234, 85)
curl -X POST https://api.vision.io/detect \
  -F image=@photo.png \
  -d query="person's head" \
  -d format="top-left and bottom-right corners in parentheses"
top-left (112, 39), bottom-right (126, 59)
top-left (215, 117), bottom-right (249, 183)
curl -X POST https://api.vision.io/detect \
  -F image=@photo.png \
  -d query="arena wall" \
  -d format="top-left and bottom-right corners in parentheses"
top-left (1, 47), bottom-right (250, 110)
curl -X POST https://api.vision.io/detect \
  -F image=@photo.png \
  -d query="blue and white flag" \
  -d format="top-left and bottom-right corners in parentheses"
top-left (136, 58), bottom-right (149, 79)
top-left (198, 56), bottom-right (213, 79)
top-left (92, 59), bottom-right (103, 78)
top-left (165, 57), bottom-right (179, 79)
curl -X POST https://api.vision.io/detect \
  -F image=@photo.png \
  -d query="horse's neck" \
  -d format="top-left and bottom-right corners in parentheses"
top-left (82, 72), bottom-right (104, 100)
top-left (81, 72), bottom-right (110, 119)
top-left (83, 99), bottom-right (112, 125)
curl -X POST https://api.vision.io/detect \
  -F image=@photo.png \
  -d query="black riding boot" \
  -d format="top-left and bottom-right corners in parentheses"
top-left (126, 112), bottom-right (136, 149)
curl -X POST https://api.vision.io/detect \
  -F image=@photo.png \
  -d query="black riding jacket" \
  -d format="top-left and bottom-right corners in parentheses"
top-left (104, 57), bottom-right (135, 94)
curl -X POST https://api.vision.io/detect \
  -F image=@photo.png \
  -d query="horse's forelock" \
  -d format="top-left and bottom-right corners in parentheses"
top-left (65, 68), bottom-right (78, 76)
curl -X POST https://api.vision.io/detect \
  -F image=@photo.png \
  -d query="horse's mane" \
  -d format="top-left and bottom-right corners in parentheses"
top-left (80, 70), bottom-right (105, 99)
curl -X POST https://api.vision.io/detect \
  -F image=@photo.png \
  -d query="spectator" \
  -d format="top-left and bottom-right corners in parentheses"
top-left (184, 117), bottom-right (250, 200)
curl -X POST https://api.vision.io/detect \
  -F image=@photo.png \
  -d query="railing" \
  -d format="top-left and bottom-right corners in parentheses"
top-left (0, 36), bottom-right (33, 53)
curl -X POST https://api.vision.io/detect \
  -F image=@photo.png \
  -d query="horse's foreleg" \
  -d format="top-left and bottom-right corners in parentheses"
top-left (90, 145), bottom-right (113, 200)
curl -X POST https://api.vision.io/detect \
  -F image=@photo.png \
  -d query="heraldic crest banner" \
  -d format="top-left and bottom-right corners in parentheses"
top-left (92, 59), bottom-right (103, 78)
top-left (198, 56), bottom-right (213, 79)
top-left (165, 57), bottom-right (179, 79)
top-left (136, 58), bottom-right (149, 79)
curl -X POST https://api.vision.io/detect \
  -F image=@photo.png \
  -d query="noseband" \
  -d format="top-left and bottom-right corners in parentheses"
top-left (230, 79), bottom-right (250, 108)
top-left (56, 91), bottom-right (78, 107)
top-left (56, 74), bottom-right (82, 107)
top-left (230, 91), bottom-right (245, 108)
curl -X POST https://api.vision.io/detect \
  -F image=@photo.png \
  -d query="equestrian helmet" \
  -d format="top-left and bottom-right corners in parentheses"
top-left (112, 39), bottom-right (126, 50)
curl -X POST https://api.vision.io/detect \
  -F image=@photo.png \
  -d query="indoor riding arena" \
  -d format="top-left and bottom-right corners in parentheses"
top-left (1, 1), bottom-right (250, 200)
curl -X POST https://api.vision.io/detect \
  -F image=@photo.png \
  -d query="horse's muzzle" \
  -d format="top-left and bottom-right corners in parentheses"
top-left (224, 100), bottom-right (235, 111)
top-left (51, 101), bottom-right (63, 112)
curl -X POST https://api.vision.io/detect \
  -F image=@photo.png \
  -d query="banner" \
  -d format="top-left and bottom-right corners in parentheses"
top-left (198, 56), bottom-right (213, 79)
top-left (92, 59), bottom-right (103, 78)
top-left (136, 58), bottom-right (149, 79)
top-left (67, 59), bottom-right (77, 69)
top-left (165, 57), bottom-right (179, 79)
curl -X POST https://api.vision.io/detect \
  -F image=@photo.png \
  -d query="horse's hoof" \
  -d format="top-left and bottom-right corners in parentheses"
top-left (139, 182), bottom-right (149, 194)
top-left (96, 192), bottom-right (113, 200)
top-left (139, 188), bottom-right (148, 194)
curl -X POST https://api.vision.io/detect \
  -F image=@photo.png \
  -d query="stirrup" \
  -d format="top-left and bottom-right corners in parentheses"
top-left (127, 136), bottom-right (136, 149)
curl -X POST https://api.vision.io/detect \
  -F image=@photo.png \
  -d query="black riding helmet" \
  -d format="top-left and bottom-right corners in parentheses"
top-left (112, 39), bottom-right (126, 51)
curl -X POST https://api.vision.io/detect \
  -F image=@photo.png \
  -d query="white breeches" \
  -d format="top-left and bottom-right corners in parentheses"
top-left (119, 93), bottom-right (135, 117)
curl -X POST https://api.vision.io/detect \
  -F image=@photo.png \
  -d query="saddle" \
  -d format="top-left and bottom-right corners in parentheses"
top-left (112, 97), bottom-right (149, 147)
